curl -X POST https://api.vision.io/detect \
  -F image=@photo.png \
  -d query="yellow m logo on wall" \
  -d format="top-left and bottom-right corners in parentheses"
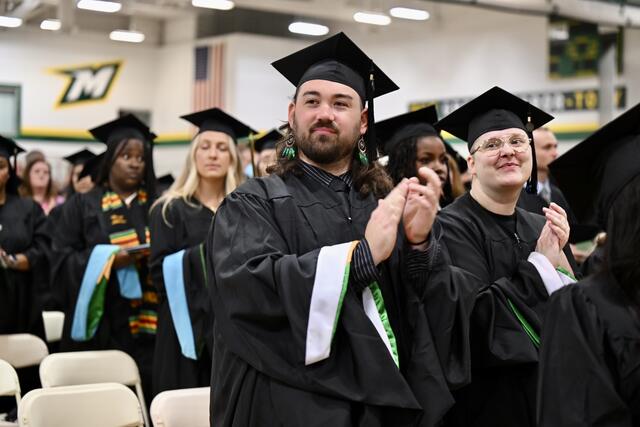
top-left (52, 60), bottom-right (123, 108)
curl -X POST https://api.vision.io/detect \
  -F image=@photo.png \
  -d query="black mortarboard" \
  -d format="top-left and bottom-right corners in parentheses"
top-left (156, 173), bottom-right (175, 194)
top-left (0, 135), bottom-right (25, 160)
top-left (180, 107), bottom-right (256, 141)
top-left (0, 135), bottom-right (24, 193)
top-left (376, 106), bottom-right (440, 154)
top-left (376, 106), bottom-right (468, 173)
top-left (89, 114), bottom-right (154, 146)
top-left (254, 129), bottom-right (282, 153)
top-left (272, 32), bottom-right (399, 162)
top-left (550, 102), bottom-right (640, 227)
top-left (436, 87), bottom-right (553, 148)
top-left (63, 149), bottom-right (96, 166)
top-left (79, 152), bottom-right (104, 181)
top-left (436, 86), bottom-right (553, 193)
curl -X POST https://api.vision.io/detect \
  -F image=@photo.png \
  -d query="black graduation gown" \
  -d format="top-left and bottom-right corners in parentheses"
top-left (42, 202), bottom-right (65, 311)
top-left (149, 198), bottom-right (214, 396)
top-left (51, 187), bottom-right (155, 389)
top-left (433, 192), bottom-right (576, 427)
top-left (0, 194), bottom-right (47, 338)
top-left (207, 173), bottom-right (462, 427)
top-left (581, 244), bottom-right (606, 277)
top-left (538, 272), bottom-right (640, 426)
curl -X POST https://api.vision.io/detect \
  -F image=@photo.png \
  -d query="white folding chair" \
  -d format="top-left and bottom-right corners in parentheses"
top-left (38, 350), bottom-right (150, 427)
top-left (0, 335), bottom-right (49, 369)
top-left (150, 387), bottom-right (210, 427)
top-left (18, 383), bottom-right (143, 427)
top-left (41, 311), bottom-right (64, 343)
top-left (0, 359), bottom-right (20, 426)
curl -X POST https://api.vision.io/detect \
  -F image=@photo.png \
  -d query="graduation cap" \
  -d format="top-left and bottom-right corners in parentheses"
top-left (0, 136), bottom-right (24, 193)
top-left (156, 173), bottom-right (175, 194)
top-left (376, 106), bottom-right (469, 174)
top-left (436, 86), bottom-right (554, 193)
top-left (376, 107), bottom-right (439, 153)
top-left (271, 32), bottom-right (399, 162)
top-left (254, 129), bottom-right (282, 153)
top-left (63, 149), bottom-right (96, 166)
top-left (78, 152), bottom-right (104, 181)
top-left (180, 107), bottom-right (256, 141)
top-left (0, 135), bottom-right (25, 160)
top-left (89, 114), bottom-right (155, 146)
top-left (550, 102), bottom-right (640, 228)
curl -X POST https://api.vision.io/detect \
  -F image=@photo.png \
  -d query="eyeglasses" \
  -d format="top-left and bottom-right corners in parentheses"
top-left (470, 135), bottom-right (530, 156)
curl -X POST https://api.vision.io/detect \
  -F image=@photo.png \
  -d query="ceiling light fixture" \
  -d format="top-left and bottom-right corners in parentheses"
top-left (40, 19), bottom-right (61, 31)
top-left (77, 0), bottom-right (122, 13)
top-left (110, 29), bottom-right (145, 43)
top-left (288, 22), bottom-right (329, 36)
top-left (191, 0), bottom-right (235, 10)
top-left (0, 16), bottom-right (22, 28)
top-left (389, 7), bottom-right (430, 21)
top-left (353, 11), bottom-right (391, 26)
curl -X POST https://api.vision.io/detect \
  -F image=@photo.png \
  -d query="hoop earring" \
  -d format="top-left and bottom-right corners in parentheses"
top-left (282, 133), bottom-right (297, 160)
top-left (357, 136), bottom-right (368, 166)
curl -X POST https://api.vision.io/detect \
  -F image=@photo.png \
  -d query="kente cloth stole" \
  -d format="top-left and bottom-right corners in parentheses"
top-left (102, 189), bottom-right (157, 336)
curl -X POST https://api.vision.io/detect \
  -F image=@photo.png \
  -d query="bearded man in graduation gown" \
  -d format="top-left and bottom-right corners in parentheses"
top-left (206, 33), bottom-right (469, 427)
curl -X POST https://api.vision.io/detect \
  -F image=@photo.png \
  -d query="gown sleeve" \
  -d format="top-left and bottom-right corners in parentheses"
top-left (402, 222), bottom-right (475, 390)
top-left (149, 203), bottom-right (180, 296)
top-left (50, 193), bottom-right (102, 313)
top-left (22, 201), bottom-right (49, 269)
top-left (149, 201), bottom-right (211, 354)
top-left (435, 213), bottom-right (549, 367)
top-left (24, 200), bottom-right (55, 310)
top-left (538, 284), bottom-right (633, 427)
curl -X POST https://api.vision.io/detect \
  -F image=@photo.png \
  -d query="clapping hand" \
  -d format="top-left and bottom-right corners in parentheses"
top-left (403, 167), bottom-right (442, 248)
top-left (365, 179), bottom-right (409, 265)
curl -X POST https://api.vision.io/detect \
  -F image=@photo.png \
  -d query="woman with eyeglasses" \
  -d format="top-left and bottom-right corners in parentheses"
top-left (428, 87), bottom-right (577, 427)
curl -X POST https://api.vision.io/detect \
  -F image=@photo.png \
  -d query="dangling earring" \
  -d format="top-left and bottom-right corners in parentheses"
top-left (357, 136), bottom-right (369, 166)
top-left (281, 132), bottom-right (297, 160)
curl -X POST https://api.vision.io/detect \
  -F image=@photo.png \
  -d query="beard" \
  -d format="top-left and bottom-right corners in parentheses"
top-left (292, 118), bottom-right (360, 165)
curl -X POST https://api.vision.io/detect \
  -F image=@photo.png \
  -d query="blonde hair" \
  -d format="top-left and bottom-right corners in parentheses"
top-left (152, 132), bottom-right (245, 226)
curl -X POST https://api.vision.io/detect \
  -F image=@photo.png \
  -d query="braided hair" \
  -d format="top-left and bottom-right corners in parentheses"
top-left (384, 124), bottom-right (453, 204)
top-left (96, 134), bottom-right (156, 200)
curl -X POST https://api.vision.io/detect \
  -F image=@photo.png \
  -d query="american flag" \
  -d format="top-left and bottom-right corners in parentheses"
top-left (193, 43), bottom-right (225, 111)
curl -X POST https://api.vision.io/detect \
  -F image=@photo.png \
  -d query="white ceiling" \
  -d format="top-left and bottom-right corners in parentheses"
top-left (2, 0), bottom-right (639, 42)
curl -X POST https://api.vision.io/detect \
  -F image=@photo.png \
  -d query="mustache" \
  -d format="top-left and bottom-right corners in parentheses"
top-left (310, 121), bottom-right (339, 133)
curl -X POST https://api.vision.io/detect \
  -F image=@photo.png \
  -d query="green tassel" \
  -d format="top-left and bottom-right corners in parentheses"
top-left (282, 146), bottom-right (296, 160)
top-left (358, 150), bottom-right (369, 166)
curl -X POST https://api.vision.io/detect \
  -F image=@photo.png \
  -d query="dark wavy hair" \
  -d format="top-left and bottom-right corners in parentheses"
top-left (268, 125), bottom-right (393, 199)
top-left (96, 136), bottom-right (156, 200)
top-left (604, 173), bottom-right (640, 310)
top-left (386, 133), bottom-right (420, 186)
